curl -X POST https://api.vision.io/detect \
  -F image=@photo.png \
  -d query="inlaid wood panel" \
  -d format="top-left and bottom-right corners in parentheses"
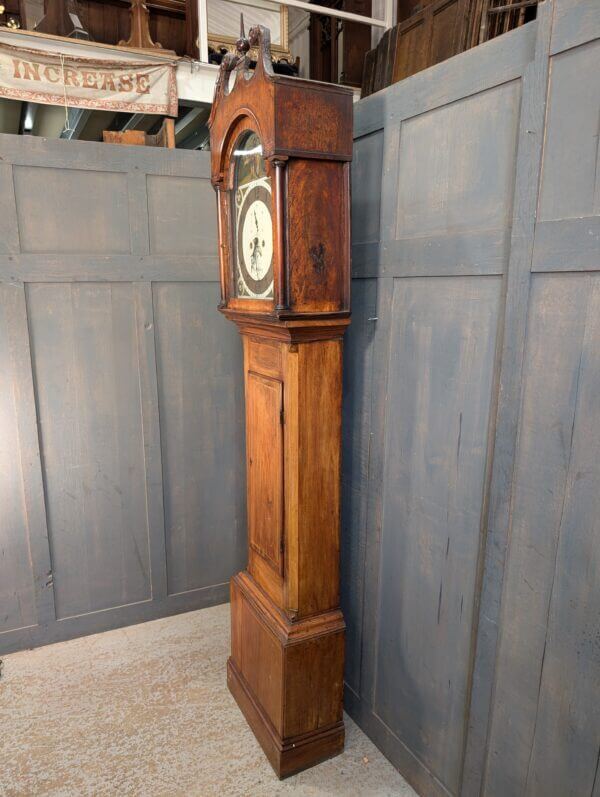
top-left (287, 160), bottom-right (347, 313)
top-left (296, 340), bottom-right (343, 617)
top-left (284, 629), bottom-right (345, 738)
top-left (231, 577), bottom-right (284, 734)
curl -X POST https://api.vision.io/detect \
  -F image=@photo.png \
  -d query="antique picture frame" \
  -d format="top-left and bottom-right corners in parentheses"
top-left (207, 0), bottom-right (290, 58)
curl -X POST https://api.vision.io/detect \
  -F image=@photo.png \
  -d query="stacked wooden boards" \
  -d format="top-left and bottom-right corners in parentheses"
top-left (361, 0), bottom-right (539, 97)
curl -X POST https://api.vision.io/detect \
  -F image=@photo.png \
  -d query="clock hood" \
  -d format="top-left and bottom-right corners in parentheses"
top-left (208, 24), bottom-right (353, 188)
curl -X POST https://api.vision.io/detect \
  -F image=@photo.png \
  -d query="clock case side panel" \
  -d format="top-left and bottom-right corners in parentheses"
top-left (285, 159), bottom-right (351, 316)
top-left (273, 79), bottom-right (354, 163)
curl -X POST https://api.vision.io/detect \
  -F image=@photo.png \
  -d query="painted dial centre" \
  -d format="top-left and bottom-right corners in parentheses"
top-left (241, 199), bottom-right (273, 281)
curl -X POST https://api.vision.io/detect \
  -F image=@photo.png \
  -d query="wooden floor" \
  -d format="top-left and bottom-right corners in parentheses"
top-left (0, 603), bottom-right (416, 796)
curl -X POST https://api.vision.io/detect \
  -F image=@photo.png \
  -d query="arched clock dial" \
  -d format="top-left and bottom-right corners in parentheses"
top-left (236, 180), bottom-right (274, 297)
top-left (231, 131), bottom-right (274, 299)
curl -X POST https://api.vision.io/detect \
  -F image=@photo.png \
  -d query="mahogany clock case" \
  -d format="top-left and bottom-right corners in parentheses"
top-left (208, 26), bottom-right (353, 779)
top-left (209, 30), bottom-right (353, 325)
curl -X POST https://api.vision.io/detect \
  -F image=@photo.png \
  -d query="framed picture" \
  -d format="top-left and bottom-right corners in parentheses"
top-left (207, 0), bottom-right (289, 58)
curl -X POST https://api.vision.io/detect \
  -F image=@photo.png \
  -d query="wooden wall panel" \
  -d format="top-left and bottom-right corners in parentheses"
top-left (345, 4), bottom-right (600, 796)
top-left (27, 283), bottom-right (151, 618)
top-left (147, 175), bottom-right (218, 256)
top-left (430, 0), bottom-right (464, 66)
top-left (13, 166), bottom-right (130, 254)
top-left (0, 136), bottom-right (244, 655)
top-left (0, 163), bottom-right (19, 255)
top-left (341, 278), bottom-right (377, 696)
top-left (482, 15), bottom-right (600, 796)
top-left (525, 281), bottom-right (600, 797)
top-left (153, 283), bottom-right (246, 597)
top-left (351, 130), bottom-right (383, 276)
top-left (538, 40), bottom-right (600, 223)
top-left (485, 274), bottom-right (600, 796)
top-left (0, 284), bottom-right (37, 634)
top-left (375, 276), bottom-right (501, 794)
top-left (394, 81), bottom-right (520, 241)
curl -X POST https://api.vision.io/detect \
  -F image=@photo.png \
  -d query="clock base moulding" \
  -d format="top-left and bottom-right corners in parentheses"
top-left (228, 572), bottom-right (345, 779)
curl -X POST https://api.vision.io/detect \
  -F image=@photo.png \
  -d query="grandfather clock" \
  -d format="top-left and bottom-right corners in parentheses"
top-left (208, 24), bottom-right (353, 778)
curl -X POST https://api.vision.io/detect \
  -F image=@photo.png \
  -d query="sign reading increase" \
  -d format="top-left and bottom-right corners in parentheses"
top-left (0, 41), bottom-right (178, 116)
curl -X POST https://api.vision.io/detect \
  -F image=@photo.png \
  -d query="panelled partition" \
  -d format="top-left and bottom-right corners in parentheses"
top-left (1, 2), bottom-right (599, 794)
top-left (0, 138), bottom-right (246, 654)
top-left (342, 1), bottom-right (600, 795)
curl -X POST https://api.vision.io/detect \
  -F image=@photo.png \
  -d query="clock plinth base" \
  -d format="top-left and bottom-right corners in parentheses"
top-left (228, 572), bottom-right (345, 778)
top-left (227, 660), bottom-right (345, 779)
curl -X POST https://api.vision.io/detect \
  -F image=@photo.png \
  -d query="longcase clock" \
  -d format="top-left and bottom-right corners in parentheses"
top-left (208, 24), bottom-right (353, 778)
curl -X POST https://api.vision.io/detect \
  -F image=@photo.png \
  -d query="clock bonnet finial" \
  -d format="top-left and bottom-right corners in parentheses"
top-left (235, 13), bottom-right (251, 57)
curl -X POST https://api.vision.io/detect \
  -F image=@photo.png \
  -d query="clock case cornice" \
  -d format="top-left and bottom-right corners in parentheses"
top-left (207, 24), bottom-right (353, 332)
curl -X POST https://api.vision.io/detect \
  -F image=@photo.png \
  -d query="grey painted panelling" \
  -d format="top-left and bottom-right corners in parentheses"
top-left (0, 284), bottom-right (37, 633)
top-left (526, 288), bottom-right (600, 797)
top-left (0, 139), bottom-right (243, 655)
top-left (344, 3), bottom-right (600, 796)
top-left (393, 82), bottom-right (520, 240)
top-left (375, 276), bottom-right (501, 794)
top-left (147, 175), bottom-right (218, 256)
top-left (485, 274), bottom-right (600, 797)
top-left (153, 282), bottom-right (246, 596)
top-left (352, 132), bottom-right (384, 244)
top-left (341, 278), bottom-right (378, 695)
top-left (27, 283), bottom-right (151, 619)
top-left (483, 274), bottom-right (592, 796)
top-left (13, 166), bottom-right (131, 254)
top-left (533, 217), bottom-right (600, 272)
top-left (351, 130), bottom-right (384, 277)
top-left (538, 39), bottom-right (600, 222)
top-left (551, 0), bottom-right (600, 54)
top-left (0, 163), bottom-right (19, 255)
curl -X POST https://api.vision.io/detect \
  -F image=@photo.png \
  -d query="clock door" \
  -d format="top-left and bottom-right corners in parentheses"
top-left (230, 131), bottom-right (274, 300)
top-left (246, 371), bottom-right (284, 576)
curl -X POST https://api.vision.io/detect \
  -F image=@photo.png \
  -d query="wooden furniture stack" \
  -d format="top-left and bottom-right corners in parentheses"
top-left (361, 0), bottom-right (539, 97)
top-left (208, 24), bottom-right (352, 778)
top-left (102, 118), bottom-right (176, 147)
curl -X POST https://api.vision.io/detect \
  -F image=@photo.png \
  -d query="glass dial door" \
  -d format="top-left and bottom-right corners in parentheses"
top-left (231, 131), bottom-right (274, 300)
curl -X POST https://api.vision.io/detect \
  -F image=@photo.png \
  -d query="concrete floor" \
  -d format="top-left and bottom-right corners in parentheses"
top-left (0, 603), bottom-right (416, 797)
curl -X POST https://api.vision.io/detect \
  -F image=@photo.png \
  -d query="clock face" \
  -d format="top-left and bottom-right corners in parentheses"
top-left (236, 182), bottom-right (274, 297)
top-left (231, 132), bottom-right (274, 300)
